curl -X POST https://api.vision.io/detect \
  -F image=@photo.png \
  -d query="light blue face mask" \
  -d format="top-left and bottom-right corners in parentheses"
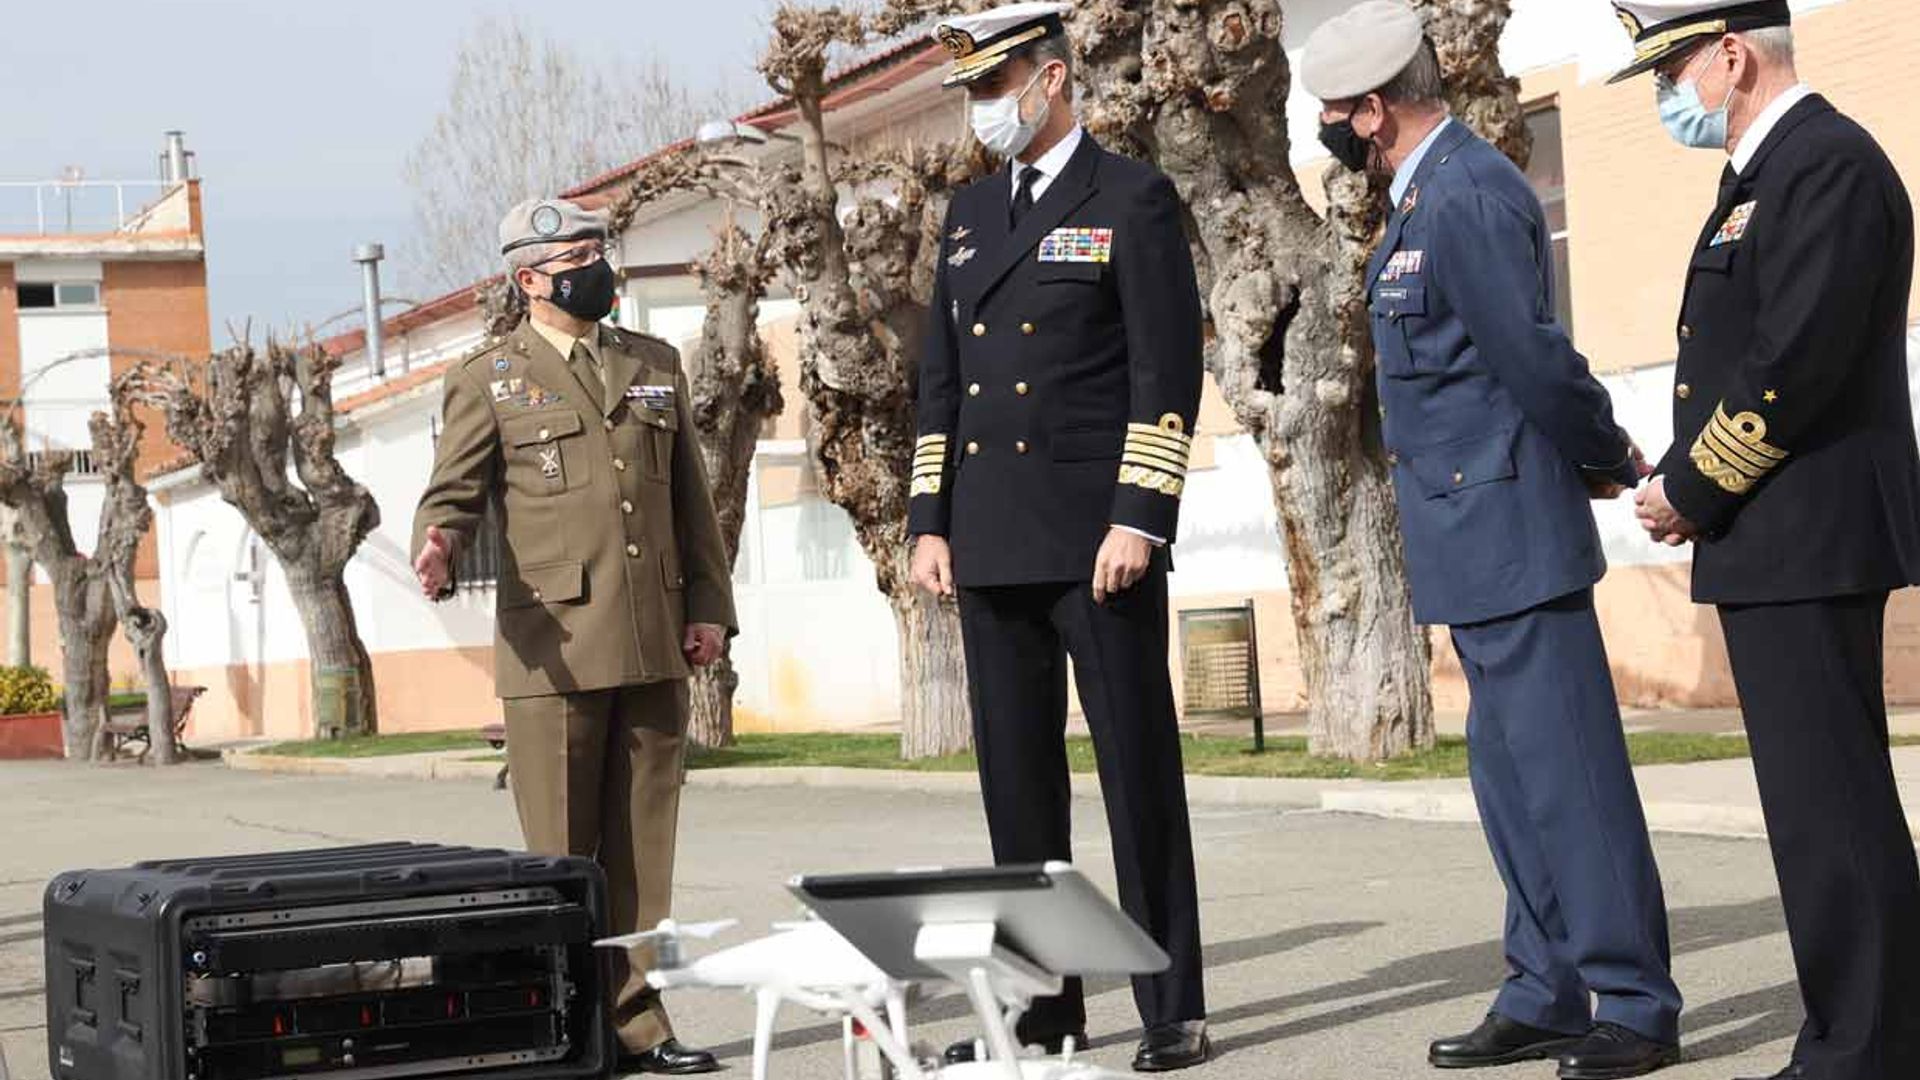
top-left (1656, 46), bottom-right (1735, 150)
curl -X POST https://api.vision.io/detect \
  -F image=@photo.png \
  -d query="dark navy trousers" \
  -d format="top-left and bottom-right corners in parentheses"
top-left (1450, 588), bottom-right (1683, 1043)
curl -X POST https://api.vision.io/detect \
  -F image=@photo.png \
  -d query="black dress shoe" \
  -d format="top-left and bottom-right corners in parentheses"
top-left (943, 1029), bottom-right (1088, 1064)
top-left (618, 1039), bottom-right (720, 1075)
top-left (1134, 1021), bottom-right (1211, 1072)
top-left (1557, 1023), bottom-right (1680, 1080)
top-left (1429, 1013), bottom-right (1587, 1068)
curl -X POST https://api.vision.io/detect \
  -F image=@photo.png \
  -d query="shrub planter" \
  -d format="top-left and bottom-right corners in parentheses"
top-left (0, 710), bottom-right (64, 759)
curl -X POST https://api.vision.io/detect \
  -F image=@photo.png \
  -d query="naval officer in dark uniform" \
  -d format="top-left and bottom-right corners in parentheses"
top-left (1613, 4), bottom-right (1920, 1078)
top-left (907, 2), bottom-right (1208, 1072)
top-left (1303, 5), bottom-right (1683, 1078)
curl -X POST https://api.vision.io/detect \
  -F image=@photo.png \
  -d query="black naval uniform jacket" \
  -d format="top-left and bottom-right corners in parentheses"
top-left (907, 134), bottom-right (1204, 588)
top-left (1656, 94), bottom-right (1920, 604)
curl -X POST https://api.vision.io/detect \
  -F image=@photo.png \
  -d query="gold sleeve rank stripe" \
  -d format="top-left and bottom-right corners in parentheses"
top-left (1690, 404), bottom-right (1788, 494)
top-left (1123, 446), bottom-right (1189, 473)
top-left (1118, 464), bottom-right (1185, 496)
top-left (911, 434), bottom-right (950, 497)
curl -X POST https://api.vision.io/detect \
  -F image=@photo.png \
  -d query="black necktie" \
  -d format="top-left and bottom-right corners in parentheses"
top-left (1011, 166), bottom-right (1038, 227)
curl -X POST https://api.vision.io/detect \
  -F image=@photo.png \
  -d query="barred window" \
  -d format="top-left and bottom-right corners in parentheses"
top-left (25, 448), bottom-right (98, 476)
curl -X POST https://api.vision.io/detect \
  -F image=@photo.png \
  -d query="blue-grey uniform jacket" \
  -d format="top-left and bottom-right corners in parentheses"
top-left (1369, 121), bottom-right (1638, 627)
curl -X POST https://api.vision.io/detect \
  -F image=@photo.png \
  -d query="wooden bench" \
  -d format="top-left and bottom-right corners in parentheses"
top-left (102, 685), bottom-right (208, 763)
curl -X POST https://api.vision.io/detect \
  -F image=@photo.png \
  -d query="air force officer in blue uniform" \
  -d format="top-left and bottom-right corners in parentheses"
top-left (1303, 5), bottom-right (1682, 1078)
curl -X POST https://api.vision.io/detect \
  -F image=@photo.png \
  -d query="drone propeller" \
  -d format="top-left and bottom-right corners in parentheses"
top-left (593, 917), bottom-right (738, 950)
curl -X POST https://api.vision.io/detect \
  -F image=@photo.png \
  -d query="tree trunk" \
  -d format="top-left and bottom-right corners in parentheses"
top-left (681, 227), bottom-right (780, 750)
top-left (688, 659), bottom-right (739, 749)
top-left (285, 565), bottom-right (377, 739)
top-left (134, 611), bottom-right (176, 765)
top-left (47, 564), bottom-right (112, 761)
top-left (893, 566), bottom-right (971, 759)
top-left (3, 509), bottom-right (29, 666)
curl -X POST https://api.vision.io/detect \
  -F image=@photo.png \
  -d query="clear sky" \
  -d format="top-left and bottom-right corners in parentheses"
top-left (0, 0), bottom-right (778, 339)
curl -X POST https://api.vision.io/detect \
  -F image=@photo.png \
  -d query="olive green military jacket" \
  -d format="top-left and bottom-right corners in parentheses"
top-left (411, 319), bottom-right (737, 699)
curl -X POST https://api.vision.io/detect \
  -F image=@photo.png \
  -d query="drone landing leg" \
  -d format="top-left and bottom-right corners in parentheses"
top-left (832, 990), bottom-right (926, 1080)
top-left (753, 989), bottom-right (780, 1080)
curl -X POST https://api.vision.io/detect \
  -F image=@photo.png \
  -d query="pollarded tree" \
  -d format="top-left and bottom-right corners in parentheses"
top-left (133, 340), bottom-right (381, 739)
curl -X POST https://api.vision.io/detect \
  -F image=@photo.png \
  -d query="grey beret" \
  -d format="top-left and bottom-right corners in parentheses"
top-left (1300, 0), bottom-right (1427, 101)
top-left (498, 197), bottom-right (607, 256)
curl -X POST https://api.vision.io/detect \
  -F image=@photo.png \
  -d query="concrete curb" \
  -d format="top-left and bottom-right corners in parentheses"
top-left (224, 748), bottom-right (1882, 841)
top-left (1318, 788), bottom-right (1778, 840)
top-left (223, 749), bottom-right (503, 783)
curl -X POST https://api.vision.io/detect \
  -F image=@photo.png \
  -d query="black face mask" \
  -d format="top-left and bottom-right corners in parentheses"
top-left (1318, 109), bottom-right (1375, 173)
top-left (537, 257), bottom-right (618, 322)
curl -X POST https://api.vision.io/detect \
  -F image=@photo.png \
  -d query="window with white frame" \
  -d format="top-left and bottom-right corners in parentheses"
top-left (15, 280), bottom-right (100, 310)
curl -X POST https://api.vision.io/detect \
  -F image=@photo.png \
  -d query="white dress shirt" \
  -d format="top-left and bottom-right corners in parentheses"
top-left (1732, 83), bottom-right (1813, 175)
top-left (1011, 124), bottom-right (1085, 204)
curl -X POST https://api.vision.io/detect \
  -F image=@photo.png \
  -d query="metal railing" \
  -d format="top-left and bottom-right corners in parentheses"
top-left (0, 179), bottom-right (171, 236)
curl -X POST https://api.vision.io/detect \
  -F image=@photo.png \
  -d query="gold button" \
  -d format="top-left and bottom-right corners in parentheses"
top-left (531, 589), bottom-right (543, 601)
top-left (621, 499), bottom-right (634, 514)
top-left (1015, 381), bottom-right (1030, 396)
top-left (626, 543), bottom-right (641, 557)
top-left (1016, 440), bottom-right (1029, 453)
top-left (1021, 322), bottom-right (1035, 335)
top-left (1680, 325), bottom-right (1693, 340)
top-left (603, 418), bottom-right (615, 431)
top-left (966, 441), bottom-right (980, 455)
top-left (1676, 383), bottom-right (1692, 400)
top-left (968, 383), bottom-right (981, 396)
top-left (537, 427), bottom-right (550, 441)
top-left (972, 322), bottom-right (987, 337)
top-left (1452, 470), bottom-right (1465, 484)
top-left (613, 458), bottom-right (627, 471)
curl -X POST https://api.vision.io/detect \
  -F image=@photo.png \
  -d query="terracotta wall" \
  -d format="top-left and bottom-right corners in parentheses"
top-left (103, 260), bottom-right (211, 577)
top-left (175, 644), bottom-right (499, 743)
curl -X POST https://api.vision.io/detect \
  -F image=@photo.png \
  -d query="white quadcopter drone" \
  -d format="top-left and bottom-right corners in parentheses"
top-left (596, 863), bottom-right (1162, 1080)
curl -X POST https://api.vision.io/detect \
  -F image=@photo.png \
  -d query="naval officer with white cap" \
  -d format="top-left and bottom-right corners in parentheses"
top-left (907, 1), bottom-right (1210, 1071)
top-left (1611, 5), bottom-right (1920, 1079)
top-left (1302, 4), bottom-right (1681, 1077)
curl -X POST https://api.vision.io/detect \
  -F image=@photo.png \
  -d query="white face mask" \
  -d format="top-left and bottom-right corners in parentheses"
top-left (969, 64), bottom-right (1052, 158)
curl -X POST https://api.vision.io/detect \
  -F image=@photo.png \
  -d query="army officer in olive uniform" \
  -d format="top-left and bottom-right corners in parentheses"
top-left (412, 197), bottom-right (735, 1076)
top-left (908, 4), bottom-right (1209, 1072)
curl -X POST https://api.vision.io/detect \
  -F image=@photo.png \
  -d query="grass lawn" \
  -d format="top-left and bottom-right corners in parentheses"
top-left (259, 729), bottom-right (1920, 781)
top-left (260, 730), bottom-right (497, 758)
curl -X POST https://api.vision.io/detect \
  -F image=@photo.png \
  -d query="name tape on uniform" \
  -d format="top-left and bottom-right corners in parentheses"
top-left (1038, 227), bottom-right (1114, 264)
top-left (1710, 201), bottom-right (1757, 248)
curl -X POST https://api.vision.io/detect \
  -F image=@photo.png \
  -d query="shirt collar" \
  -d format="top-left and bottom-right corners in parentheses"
top-left (1390, 116), bottom-right (1453, 207)
top-left (1731, 84), bottom-right (1813, 175)
top-left (1015, 123), bottom-right (1084, 186)
top-left (529, 316), bottom-right (599, 366)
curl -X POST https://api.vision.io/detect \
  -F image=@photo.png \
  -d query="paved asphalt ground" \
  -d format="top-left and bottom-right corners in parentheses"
top-left (0, 760), bottom-right (1810, 1080)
